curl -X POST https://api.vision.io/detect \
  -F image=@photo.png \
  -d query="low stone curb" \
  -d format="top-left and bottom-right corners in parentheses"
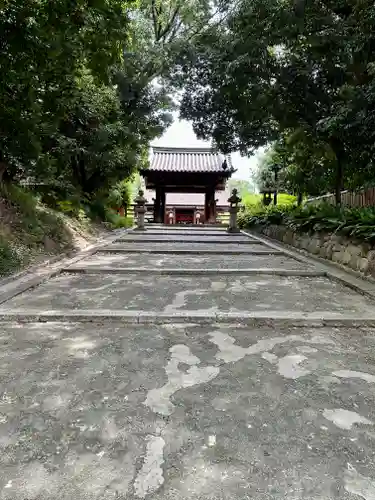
top-left (1, 309), bottom-right (375, 327)
top-left (62, 266), bottom-right (327, 277)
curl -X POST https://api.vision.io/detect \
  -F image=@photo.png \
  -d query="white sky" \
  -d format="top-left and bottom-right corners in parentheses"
top-left (152, 115), bottom-right (264, 183)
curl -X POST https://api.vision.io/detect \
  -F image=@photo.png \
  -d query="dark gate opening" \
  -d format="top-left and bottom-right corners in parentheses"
top-left (175, 209), bottom-right (194, 224)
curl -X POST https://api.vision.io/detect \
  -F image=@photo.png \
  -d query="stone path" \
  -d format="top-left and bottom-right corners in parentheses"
top-left (1, 225), bottom-right (375, 499)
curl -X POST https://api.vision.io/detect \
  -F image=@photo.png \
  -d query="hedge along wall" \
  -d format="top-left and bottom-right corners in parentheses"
top-left (257, 225), bottom-right (375, 277)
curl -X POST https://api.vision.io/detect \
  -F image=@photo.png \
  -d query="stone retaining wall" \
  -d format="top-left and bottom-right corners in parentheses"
top-left (257, 225), bottom-right (375, 277)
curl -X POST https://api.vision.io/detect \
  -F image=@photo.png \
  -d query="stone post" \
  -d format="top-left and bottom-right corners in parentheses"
top-left (194, 209), bottom-right (202, 225)
top-left (227, 188), bottom-right (242, 233)
top-left (134, 189), bottom-right (147, 231)
top-left (167, 208), bottom-right (175, 225)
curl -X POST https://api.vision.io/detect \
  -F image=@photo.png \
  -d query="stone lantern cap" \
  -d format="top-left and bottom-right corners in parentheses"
top-left (134, 189), bottom-right (147, 206)
top-left (228, 188), bottom-right (242, 206)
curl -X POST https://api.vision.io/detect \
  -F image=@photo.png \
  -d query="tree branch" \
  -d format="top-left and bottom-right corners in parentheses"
top-left (151, 0), bottom-right (160, 40)
top-left (159, 4), bottom-right (181, 43)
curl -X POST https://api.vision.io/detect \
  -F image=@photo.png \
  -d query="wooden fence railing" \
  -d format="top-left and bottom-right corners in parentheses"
top-left (306, 187), bottom-right (375, 208)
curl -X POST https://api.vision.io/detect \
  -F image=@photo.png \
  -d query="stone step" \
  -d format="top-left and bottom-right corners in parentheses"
top-left (146, 223), bottom-right (226, 229)
top-left (1, 309), bottom-right (375, 326)
top-left (100, 245), bottom-right (284, 255)
top-left (71, 253), bottom-right (312, 270)
top-left (3, 272), bottom-right (374, 317)
top-left (63, 267), bottom-right (326, 277)
top-left (115, 237), bottom-right (258, 244)
top-left (136, 230), bottom-right (237, 236)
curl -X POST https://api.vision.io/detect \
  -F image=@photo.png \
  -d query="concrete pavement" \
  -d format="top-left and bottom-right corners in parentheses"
top-left (1, 224), bottom-right (375, 499)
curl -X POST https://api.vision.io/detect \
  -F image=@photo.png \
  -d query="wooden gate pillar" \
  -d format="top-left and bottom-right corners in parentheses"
top-left (205, 188), bottom-right (216, 223)
top-left (154, 188), bottom-right (162, 223)
top-left (160, 189), bottom-right (166, 223)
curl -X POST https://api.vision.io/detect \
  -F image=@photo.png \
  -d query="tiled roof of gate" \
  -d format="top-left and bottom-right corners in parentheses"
top-left (146, 147), bottom-right (234, 174)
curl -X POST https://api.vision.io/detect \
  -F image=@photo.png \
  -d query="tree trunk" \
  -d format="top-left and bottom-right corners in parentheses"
top-left (334, 154), bottom-right (344, 206)
top-left (273, 170), bottom-right (278, 205)
top-left (330, 139), bottom-right (345, 207)
top-left (0, 162), bottom-right (7, 183)
top-left (297, 192), bottom-right (303, 206)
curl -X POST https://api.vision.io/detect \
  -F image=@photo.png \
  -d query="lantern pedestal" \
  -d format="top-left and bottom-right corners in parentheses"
top-left (226, 189), bottom-right (242, 234)
top-left (227, 206), bottom-right (241, 233)
top-left (134, 190), bottom-right (147, 231)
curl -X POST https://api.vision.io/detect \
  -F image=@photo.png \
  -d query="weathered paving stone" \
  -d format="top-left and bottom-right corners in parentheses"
top-left (0, 322), bottom-right (375, 499)
top-left (102, 242), bottom-right (283, 253)
top-left (2, 225), bottom-right (375, 499)
top-left (70, 253), bottom-right (311, 270)
top-left (3, 273), bottom-right (375, 315)
top-left (117, 234), bottom-right (254, 242)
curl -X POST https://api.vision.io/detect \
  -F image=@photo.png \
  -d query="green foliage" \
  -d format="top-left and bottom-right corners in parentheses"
top-left (179, 0), bottom-right (375, 203)
top-left (0, 0), bottom-right (136, 180)
top-left (107, 179), bottom-right (132, 208)
top-left (0, 0), bottom-right (175, 202)
top-left (103, 208), bottom-right (133, 229)
top-left (129, 0), bottom-right (221, 81)
top-left (239, 203), bottom-right (375, 243)
top-left (242, 193), bottom-right (296, 208)
top-left (0, 184), bottom-right (76, 276)
top-left (228, 179), bottom-right (255, 198)
top-left (0, 239), bottom-right (23, 276)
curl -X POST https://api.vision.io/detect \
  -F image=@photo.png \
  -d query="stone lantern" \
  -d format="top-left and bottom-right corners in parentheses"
top-left (260, 179), bottom-right (275, 206)
top-left (134, 189), bottom-right (147, 231)
top-left (168, 208), bottom-right (175, 225)
top-left (227, 188), bottom-right (242, 233)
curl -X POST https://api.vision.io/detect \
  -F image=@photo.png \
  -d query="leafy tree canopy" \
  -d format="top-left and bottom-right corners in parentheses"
top-left (178, 0), bottom-right (375, 203)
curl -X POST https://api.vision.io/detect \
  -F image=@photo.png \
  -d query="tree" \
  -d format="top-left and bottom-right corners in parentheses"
top-left (178, 0), bottom-right (375, 204)
top-left (228, 179), bottom-right (254, 194)
top-left (0, 0), bottom-right (135, 182)
top-left (127, 0), bottom-right (230, 84)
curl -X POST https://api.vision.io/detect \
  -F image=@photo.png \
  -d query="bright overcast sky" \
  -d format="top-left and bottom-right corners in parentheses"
top-left (152, 114), bottom-right (264, 182)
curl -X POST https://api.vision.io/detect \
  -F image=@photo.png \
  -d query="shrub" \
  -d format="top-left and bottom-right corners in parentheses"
top-left (0, 239), bottom-right (23, 276)
top-left (242, 193), bottom-right (296, 207)
top-left (103, 208), bottom-right (133, 228)
top-left (238, 202), bottom-right (375, 243)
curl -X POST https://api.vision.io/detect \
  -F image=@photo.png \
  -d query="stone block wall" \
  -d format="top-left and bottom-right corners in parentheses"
top-left (257, 225), bottom-right (375, 277)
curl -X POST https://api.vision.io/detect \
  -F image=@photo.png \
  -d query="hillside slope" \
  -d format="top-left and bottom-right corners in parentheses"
top-left (0, 185), bottom-right (105, 277)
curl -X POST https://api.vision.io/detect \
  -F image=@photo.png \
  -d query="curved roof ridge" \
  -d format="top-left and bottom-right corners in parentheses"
top-left (152, 146), bottom-right (219, 153)
top-left (144, 146), bottom-right (235, 174)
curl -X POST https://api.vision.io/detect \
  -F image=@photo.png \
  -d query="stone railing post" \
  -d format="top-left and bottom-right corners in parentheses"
top-left (134, 189), bottom-right (147, 231)
top-left (227, 188), bottom-right (242, 233)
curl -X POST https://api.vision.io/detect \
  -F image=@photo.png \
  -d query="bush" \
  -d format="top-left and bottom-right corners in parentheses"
top-left (0, 239), bottom-right (23, 276)
top-left (242, 192), bottom-right (296, 207)
top-left (238, 202), bottom-right (375, 243)
top-left (103, 208), bottom-right (133, 229)
top-left (0, 184), bottom-right (75, 276)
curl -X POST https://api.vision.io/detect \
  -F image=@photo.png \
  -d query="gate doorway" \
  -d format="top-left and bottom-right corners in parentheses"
top-left (175, 209), bottom-right (194, 224)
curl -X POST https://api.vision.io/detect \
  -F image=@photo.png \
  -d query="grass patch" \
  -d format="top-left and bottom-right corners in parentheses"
top-left (242, 192), bottom-right (296, 207)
